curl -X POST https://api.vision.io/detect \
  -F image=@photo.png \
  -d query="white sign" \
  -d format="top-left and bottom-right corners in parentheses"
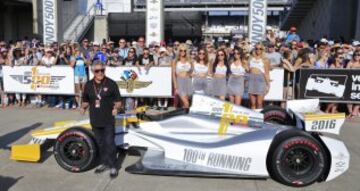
top-left (43, 0), bottom-right (58, 44)
top-left (89, 66), bottom-right (172, 97)
top-left (265, 68), bottom-right (284, 100)
top-left (103, 0), bottom-right (132, 13)
top-left (146, 0), bottom-right (164, 46)
top-left (248, 0), bottom-right (267, 44)
top-left (3, 66), bottom-right (75, 95)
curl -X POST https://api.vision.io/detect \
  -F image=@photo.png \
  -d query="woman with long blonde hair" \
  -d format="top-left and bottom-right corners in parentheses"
top-left (172, 43), bottom-right (193, 109)
top-left (248, 43), bottom-right (270, 109)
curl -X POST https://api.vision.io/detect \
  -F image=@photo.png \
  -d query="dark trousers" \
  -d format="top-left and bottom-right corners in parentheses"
top-left (92, 125), bottom-right (117, 168)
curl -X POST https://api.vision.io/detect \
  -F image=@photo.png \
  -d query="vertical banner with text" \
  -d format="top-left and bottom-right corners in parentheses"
top-left (43, 0), bottom-right (58, 45)
top-left (146, 0), bottom-right (164, 46)
top-left (248, 0), bottom-right (267, 44)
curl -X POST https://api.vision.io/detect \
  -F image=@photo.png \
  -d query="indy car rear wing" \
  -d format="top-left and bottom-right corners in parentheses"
top-left (286, 99), bottom-right (346, 135)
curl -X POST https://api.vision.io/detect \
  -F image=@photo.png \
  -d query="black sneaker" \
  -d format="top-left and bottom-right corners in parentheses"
top-left (110, 168), bottom-right (118, 178)
top-left (163, 107), bottom-right (168, 111)
top-left (95, 165), bottom-right (109, 174)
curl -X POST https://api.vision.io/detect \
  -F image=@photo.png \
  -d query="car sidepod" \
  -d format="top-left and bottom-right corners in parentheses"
top-left (124, 120), bottom-right (280, 178)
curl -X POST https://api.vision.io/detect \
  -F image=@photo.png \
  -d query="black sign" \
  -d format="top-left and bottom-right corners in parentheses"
top-left (298, 69), bottom-right (360, 103)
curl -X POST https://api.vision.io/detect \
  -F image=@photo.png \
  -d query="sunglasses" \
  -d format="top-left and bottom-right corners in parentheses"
top-left (354, 54), bottom-right (360, 57)
top-left (174, 44), bottom-right (180, 46)
top-left (179, 49), bottom-right (186, 52)
top-left (255, 48), bottom-right (263, 51)
top-left (94, 69), bottom-right (105, 73)
top-left (337, 57), bottom-right (345, 59)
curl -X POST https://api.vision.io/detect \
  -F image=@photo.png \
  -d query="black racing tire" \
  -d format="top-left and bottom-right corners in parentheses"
top-left (268, 133), bottom-right (327, 187)
top-left (261, 106), bottom-right (294, 125)
top-left (54, 127), bottom-right (98, 173)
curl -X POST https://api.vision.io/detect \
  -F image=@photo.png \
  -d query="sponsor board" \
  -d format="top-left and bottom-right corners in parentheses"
top-left (146, 0), bottom-right (164, 46)
top-left (299, 69), bottom-right (360, 103)
top-left (248, 0), bottom-right (267, 44)
top-left (243, 68), bottom-right (284, 101)
top-left (3, 66), bottom-right (75, 95)
top-left (265, 68), bottom-right (284, 100)
top-left (43, 0), bottom-right (58, 44)
top-left (89, 66), bottom-right (172, 97)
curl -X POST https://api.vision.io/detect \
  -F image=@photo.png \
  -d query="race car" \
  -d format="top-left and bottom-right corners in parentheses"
top-left (305, 76), bottom-right (346, 98)
top-left (10, 94), bottom-right (350, 187)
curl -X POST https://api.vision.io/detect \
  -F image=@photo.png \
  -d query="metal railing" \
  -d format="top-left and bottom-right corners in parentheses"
top-left (64, 4), bottom-right (96, 42)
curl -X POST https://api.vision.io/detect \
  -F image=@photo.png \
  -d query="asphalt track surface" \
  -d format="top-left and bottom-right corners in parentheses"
top-left (0, 108), bottom-right (359, 191)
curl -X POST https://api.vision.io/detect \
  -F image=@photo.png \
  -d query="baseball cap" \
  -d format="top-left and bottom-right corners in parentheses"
top-left (92, 41), bottom-right (100, 46)
top-left (290, 26), bottom-right (297, 32)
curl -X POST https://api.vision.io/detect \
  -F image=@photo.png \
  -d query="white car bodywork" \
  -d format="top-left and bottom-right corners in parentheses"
top-left (13, 95), bottom-right (350, 184)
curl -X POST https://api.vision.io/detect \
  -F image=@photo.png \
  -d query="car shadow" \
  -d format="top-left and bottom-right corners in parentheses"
top-left (0, 123), bottom-right (42, 150)
top-left (0, 175), bottom-right (23, 191)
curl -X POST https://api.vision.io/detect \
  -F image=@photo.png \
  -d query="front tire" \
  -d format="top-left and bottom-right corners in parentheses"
top-left (269, 135), bottom-right (327, 187)
top-left (54, 127), bottom-right (98, 172)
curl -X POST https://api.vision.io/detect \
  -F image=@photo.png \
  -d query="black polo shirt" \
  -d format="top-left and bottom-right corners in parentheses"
top-left (83, 77), bottom-right (121, 128)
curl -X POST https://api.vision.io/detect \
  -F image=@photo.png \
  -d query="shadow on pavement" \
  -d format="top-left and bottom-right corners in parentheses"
top-left (0, 175), bottom-right (23, 191)
top-left (0, 123), bottom-right (42, 150)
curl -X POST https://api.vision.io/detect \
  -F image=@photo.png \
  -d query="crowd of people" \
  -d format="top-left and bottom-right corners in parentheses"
top-left (0, 26), bottom-right (360, 117)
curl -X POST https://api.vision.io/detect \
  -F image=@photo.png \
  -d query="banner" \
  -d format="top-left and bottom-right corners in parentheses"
top-left (265, 68), bottom-right (284, 101)
top-left (89, 66), bottom-right (172, 97)
top-left (298, 69), bottom-right (360, 103)
top-left (242, 68), bottom-right (284, 101)
top-left (248, 0), bottom-right (267, 44)
top-left (43, 0), bottom-right (58, 44)
top-left (3, 66), bottom-right (75, 95)
top-left (146, 0), bottom-right (164, 46)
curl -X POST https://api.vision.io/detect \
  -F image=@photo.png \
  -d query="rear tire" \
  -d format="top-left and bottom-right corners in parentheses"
top-left (54, 127), bottom-right (98, 172)
top-left (269, 134), bottom-right (327, 187)
top-left (261, 106), bottom-right (294, 125)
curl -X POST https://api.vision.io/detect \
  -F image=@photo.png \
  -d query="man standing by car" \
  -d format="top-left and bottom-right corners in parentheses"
top-left (80, 60), bottom-right (122, 178)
